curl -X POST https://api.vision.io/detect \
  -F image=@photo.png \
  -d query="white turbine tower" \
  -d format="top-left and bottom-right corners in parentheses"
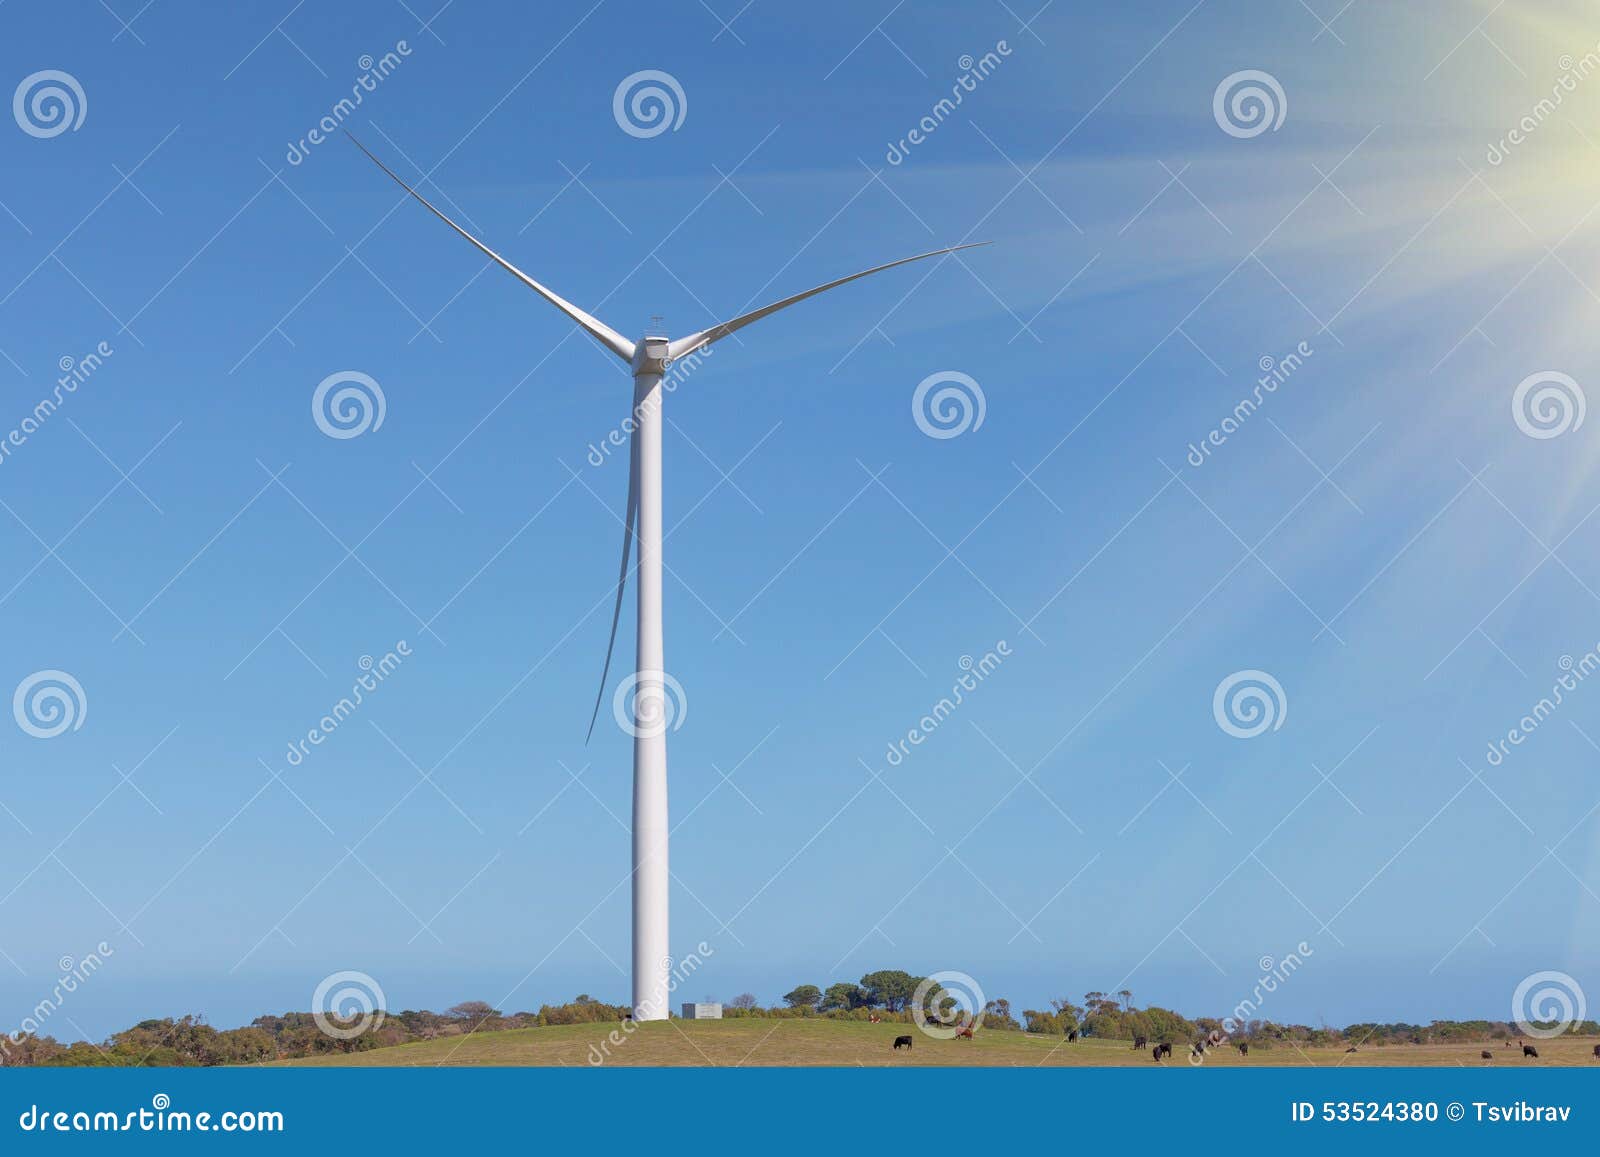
top-left (350, 135), bottom-right (986, 1021)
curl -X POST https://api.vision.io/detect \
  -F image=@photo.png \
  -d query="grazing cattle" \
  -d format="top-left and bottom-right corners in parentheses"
top-left (1592, 1044), bottom-right (1600, 1059)
top-left (1191, 1042), bottom-right (1205, 1058)
top-left (1067, 1030), bottom-right (1079, 1042)
top-left (893, 1035), bottom-right (913, 1050)
top-left (1523, 1045), bottom-right (1539, 1059)
top-left (1152, 1045), bottom-right (1164, 1062)
top-left (1133, 1035), bottom-right (1147, 1050)
top-left (956, 1027), bottom-right (974, 1040)
top-left (1345, 1047), bottom-right (1358, 1053)
top-left (1157, 1042), bottom-right (1173, 1059)
top-left (1481, 1051), bottom-right (1493, 1060)
top-left (1237, 1043), bottom-right (1248, 1056)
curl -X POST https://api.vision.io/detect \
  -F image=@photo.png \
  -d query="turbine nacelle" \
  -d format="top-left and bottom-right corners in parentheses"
top-left (631, 336), bottom-right (671, 376)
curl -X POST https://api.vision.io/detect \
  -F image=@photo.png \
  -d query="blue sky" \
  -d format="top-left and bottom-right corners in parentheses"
top-left (3, 0), bottom-right (1600, 1039)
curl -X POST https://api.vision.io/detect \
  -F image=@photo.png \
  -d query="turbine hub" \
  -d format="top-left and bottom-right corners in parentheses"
top-left (632, 336), bottom-right (670, 376)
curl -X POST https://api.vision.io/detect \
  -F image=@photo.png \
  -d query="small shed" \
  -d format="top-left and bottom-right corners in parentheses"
top-left (681, 1002), bottom-right (722, 1019)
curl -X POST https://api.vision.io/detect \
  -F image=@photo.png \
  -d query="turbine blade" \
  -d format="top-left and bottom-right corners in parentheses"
top-left (666, 242), bottom-right (991, 359)
top-left (347, 132), bottom-right (635, 363)
top-left (585, 423), bottom-right (641, 743)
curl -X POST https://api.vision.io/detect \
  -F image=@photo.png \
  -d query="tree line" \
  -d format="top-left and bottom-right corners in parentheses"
top-left (6, 975), bottom-right (1596, 1065)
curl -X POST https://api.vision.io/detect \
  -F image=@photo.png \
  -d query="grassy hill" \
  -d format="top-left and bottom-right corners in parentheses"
top-left (277, 1018), bottom-right (1600, 1067)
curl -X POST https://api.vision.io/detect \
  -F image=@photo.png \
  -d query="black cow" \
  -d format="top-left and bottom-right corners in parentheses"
top-left (1133, 1035), bottom-right (1147, 1050)
top-left (1592, 1044), bottom-right (1600, 1059)
top-left (1523, 1044), bottom-right (1539, 1059)
top-left (1152, 1045), bottom-right (1164, 1062)
top-left (1157, 1042), bottom-right (1173, 1059)
top-left (1237, 1043), bottom-right (1249, 1056)
top-left (1067, 1030), bottom-right (1079, 1042)
top-left (893, 1035), bottom-right (913, 1050)
top-left (1481, 1051), bottom-right (1493, 1060)
top-left (1345, 1046), bottom-right (1358, 1053)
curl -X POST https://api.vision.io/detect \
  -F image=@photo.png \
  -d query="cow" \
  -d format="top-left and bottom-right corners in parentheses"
top-left (1152, 1045), bottom-right (1164, 1062)
top-left (1592, 1044), bottom-right (1600, 1059)
top-left (1237, 1043), bottom-right (1249, 1056)
top-left (1523, 1044), bottom-right (1539, 1059)
top-left (893, 1035), bottom-right (913, 1050)
top-left (1345, 1046), bottom-right (1358, 1053)
top-left (1191, 1042), bottom-right (1205, 1059)
top-left (1481, 1051), bottom-right (1493, 1060)
top-left (956, 1027), bottom-right (974, 1040)
top-left (1157, 1042), bottom-right (1173, 1059)
top-left (1133, 1035), bottom-right (1147, 1050)
top-left (1067, 1030), bottom-right (1079, 1042)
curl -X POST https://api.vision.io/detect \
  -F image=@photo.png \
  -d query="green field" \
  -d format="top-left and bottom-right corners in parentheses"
top-left (278, 1019), bottom-right (1600, 1067)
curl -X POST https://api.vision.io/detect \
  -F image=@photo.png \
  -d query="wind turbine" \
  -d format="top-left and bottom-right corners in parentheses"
top-left (349, 134), bottom-right (986, 1021)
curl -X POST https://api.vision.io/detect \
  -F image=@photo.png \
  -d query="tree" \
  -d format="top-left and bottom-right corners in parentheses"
top-left (820, 983), bottom-right (867, 1012)
top-left (729, 993), bottom-right (758, 1010)
top-left (859, 970), bottom-right (919, 1012)
top-left (1051, 999), bottom-right (1084, 1034)
top-left (857, 972), bottom-right (921, 1011)
top-left (783, 985), bottom-right (822, 1010)
top-left (982, 998), bottom-right (1020, 1030)
top-left (444, 1001), bottom-right (501, 1029)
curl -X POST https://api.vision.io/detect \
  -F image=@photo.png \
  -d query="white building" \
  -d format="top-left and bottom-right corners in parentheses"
top-left (681, 1002), bottom-right (722, 1019)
